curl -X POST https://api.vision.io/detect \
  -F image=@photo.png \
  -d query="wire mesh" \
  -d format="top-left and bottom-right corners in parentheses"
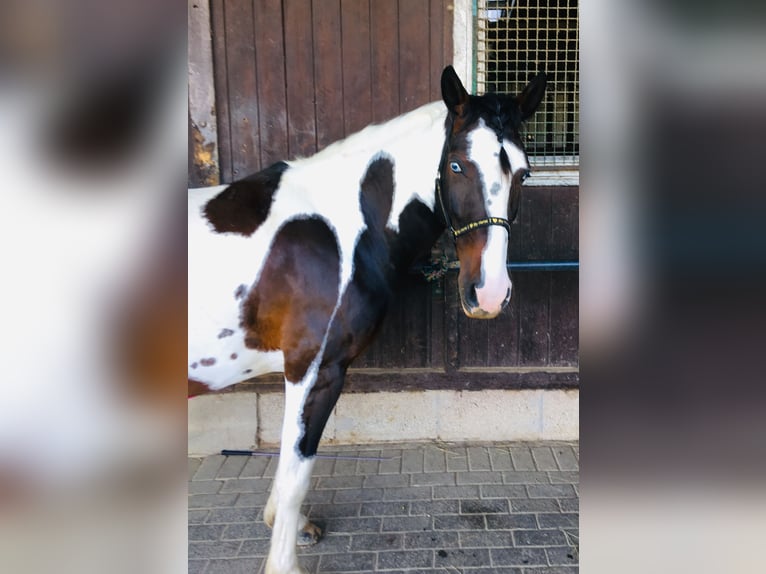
top-left (475, 0), bottom-right (579, 167)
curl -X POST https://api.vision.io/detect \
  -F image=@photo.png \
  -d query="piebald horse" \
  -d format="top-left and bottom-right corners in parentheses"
top-left (189, 66), bottom-right (546, 574)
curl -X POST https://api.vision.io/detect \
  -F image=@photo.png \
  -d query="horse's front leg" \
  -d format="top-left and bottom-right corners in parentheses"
top-left (265, 363), bottom-right (345, 574)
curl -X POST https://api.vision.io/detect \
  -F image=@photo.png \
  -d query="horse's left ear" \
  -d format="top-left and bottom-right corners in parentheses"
top-left (441, 65), bottom-right (470, 117)
top-left (516, 72), bottom-right (547, 120)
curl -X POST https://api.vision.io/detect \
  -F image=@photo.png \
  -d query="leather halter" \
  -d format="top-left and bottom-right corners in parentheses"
top-left (435, 176), bottom-right (511, 241)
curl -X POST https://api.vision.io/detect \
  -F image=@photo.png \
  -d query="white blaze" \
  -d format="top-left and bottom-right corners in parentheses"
top-left (466, 120), bottom-right (528, 315)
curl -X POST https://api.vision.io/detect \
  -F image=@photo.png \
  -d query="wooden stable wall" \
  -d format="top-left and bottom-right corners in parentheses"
top-left (209, 0), bottom-right (453, 182)
top-left (194, 0), bottom-right (579, 392)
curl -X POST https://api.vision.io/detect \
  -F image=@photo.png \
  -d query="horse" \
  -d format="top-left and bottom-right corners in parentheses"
top-left (188, 65), bottom-right (546, 574)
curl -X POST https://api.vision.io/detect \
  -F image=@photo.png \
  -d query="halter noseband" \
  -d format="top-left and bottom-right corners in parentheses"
top-left (435, 176), bottom-right (511, 241)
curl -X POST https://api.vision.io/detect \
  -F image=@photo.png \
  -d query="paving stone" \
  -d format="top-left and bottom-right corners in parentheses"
top-left (549, 471), bottom-right (579, 484)
top-left (307, 502), bottom-right (361, 519)
top-left (222, 521), bottom-right (271, 540)
top-left (433, 513), bottom-right (486, 531)
top-left (378, 451), bottom-right (403, 474)
top-left (383, 486), bottom-right (433, 501)
top-left (189, 524), bottom-right (226, 542)
top-left (349, 532), bottom-right (403, 551)
top-left (445, 447), bottom-right (469, 472)
top-left (485, 513), bottom-right (538, 530)
top-left (409, 499), bottom-right (460, 516)
top-left (236, 538), bottom-right (271, 556)
top-left (189, 493), bottom-right (239, 509)
top-left (460, 498), bottom-right (508, 514)
top-left (381, 515), bottom-right (432, 532)
top-left (558, 498), bottom-right (579, 512)
top-left (189, 540), bottom-right (242, 560)
top-left (189, 458), bottom-right (202, 480)
top-left (511, 498), bottom-right (561, 513)
top-left (433, 485), bottom-right (480, 500)
top-left (459, 529), bottom-right (513, 548)
top-left (193, 455), bottom-right (226, 481)
top-left (509, 447), bottom-right (536, 471)
top-left (547, 545), bottom-right (579, 566)
top-left (189, 509), bottom-right (210, 524)
top-left (239, 455), bottom-right (271, 477)
top-left (423, 445), bottom-right (447, 472)
top-left (480, 484), bottom-right (528, 499)
top-left (188, 441), bottom-right (579, 573)
top-left (404, 530), bottom-right (459, 549)
top-left (456, 471), bottom-right (503, 485)
top-left (317, 475), bottom-right (365, 490)
top-left (360, 501), bottom-right (409, 517)
top-left (537, 513), bottom-right (579, 529)
top-left (217, 456), bottom-right (249, 479)
top-left (319, 551), bottom-right (375, 572)
top-left (205, 557), bottom-right (264, 574)
top-left (503, 471), bottom-right (551, 484)
top-left (377, 549), bottom-right (434, 569)
top-left (527, 484), bottom-right (576, 499)
top-left (410, 472), bottom-right (456, 487)
top-left (514, 529), bottom-right (568, 547)
top-left (326, 516), bottom-right (382, 534)
top-left (333, 487), bottom-right (384, 503)
top-left (364, 473), bottom-right (410, 488)
top-left (467, 446), bottom-right (492, 471)
top-left (401, 449), bottom-right (424, 474)
top-left (219, 478), bottom-right (271, 493)
top-left (531, 446), bottom-right (559, 471)
top-left (490, 546), bottom-right (548, 566)
top-left (189, 480), bottom-right (224, 495)
top-left (434, 547), bottom-right (491, 567)
top-left (488, 447), bottom-right (513, 471)
top-left (552, 445), bottom-right (579, 471)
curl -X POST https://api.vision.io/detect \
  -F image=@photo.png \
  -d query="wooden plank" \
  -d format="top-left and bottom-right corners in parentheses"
top-left (209, 0), bottom-right (232, 182)
top-left (486, 279), bottom-right (521, 366)
top-left (398, 0), bottom-right (431, 112)
top-left (188, 0), bottom-right (220, 186)
top-left (218, 0), bottom-right (260, 179)
top-left (370, 0), bottom-right (400, 123)
top-left (254, 0), bottom-right (288, 166)
top-left (312, 0), bottom-right (345, 149)
top-left (550, 187), bottom-right (579, 260)
top-left (549, 270), bottom-right (579, 366)
top-left (284, 0), bottom-right (318, 158)
top-left (340, 0), bottom-right (372, 135)
top-left (517, 272), bottom-right (551, 366)
top-left (428, 0), bottom-right (445, 102)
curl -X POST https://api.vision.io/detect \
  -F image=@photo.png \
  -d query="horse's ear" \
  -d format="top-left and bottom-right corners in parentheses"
top-left (516, 71), bottom-right (547, 120)
top-left (441, 66), bottom-right (470, 117)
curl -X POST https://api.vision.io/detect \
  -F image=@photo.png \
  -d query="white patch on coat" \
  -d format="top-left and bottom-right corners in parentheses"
top-left (466, 120), bottom-right (513, 315)
top-left (503, 139), bottom-right (529, 175)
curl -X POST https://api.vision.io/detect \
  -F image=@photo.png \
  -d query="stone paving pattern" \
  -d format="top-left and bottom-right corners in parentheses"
top-left (189, 442), bottom-right (579, 573)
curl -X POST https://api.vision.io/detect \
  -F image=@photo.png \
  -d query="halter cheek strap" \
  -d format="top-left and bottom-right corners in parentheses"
top-left (435, 177), bottom-right (511, 241)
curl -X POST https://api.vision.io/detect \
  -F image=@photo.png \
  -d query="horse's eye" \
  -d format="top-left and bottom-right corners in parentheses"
top-left (520, 169), bottom-right (530, 182)
top-left (449, 161), bottom-right (463, 174)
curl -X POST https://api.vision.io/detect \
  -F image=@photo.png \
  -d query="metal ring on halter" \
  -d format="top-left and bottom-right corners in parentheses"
top-left (435, 177), bottom-right (511, 241)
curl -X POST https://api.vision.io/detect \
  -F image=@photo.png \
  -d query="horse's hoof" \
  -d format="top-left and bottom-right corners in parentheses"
top-left (297, 520), bottom-right (324, 546)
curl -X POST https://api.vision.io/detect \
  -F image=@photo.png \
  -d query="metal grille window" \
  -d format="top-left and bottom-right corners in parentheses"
top-left (475, 0), bottom-right (579, 168)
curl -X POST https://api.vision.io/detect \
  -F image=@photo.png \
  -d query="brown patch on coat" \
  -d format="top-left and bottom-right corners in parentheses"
top-left (241, 217), bottom-right (340, 383)
top-left (188, 379), bottom-right (211, 397)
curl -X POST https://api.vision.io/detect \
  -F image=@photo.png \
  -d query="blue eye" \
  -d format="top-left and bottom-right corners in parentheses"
top-left (449, 161), bottom-right (462, 173)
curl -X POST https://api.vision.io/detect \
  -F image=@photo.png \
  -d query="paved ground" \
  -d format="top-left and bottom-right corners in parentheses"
top-left (189, 441), bottom-right (579, 573)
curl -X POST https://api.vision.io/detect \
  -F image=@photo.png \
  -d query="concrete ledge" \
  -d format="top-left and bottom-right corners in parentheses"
top-left (188, 389), bottom-right (579, 456)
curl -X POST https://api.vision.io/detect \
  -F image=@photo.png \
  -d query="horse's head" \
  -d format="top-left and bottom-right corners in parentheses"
top-left (438, 65), bottom-right (547, 319)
